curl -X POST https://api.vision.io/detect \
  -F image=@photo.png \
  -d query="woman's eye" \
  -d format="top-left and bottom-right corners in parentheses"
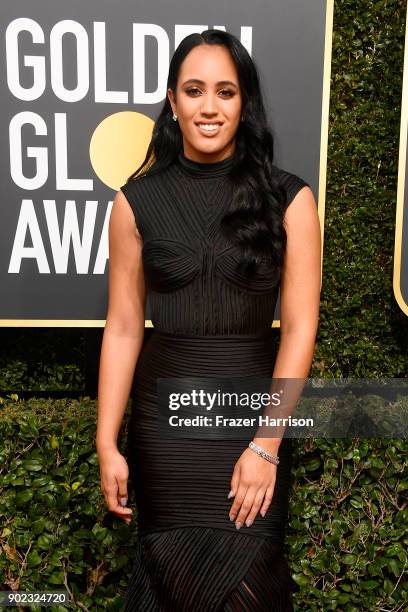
top-left (186, 87), bottom-right (201, 95)
top-left (185, 88), bottom-right (234, 97)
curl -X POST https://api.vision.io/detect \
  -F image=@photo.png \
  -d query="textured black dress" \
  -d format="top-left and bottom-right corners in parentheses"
top-left (120, 151), bottom-right (309, 611)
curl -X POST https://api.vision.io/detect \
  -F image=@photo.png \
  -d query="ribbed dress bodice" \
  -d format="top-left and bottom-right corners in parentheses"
top-left (121, 152), bottom-right (309, 335)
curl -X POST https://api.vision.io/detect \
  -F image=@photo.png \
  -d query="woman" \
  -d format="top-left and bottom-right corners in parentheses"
top-left (97, 29), bottom-right (321, 611)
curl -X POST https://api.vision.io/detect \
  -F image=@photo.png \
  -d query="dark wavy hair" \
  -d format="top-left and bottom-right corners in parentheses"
top-left (126, 29), bottom-right (288, 282)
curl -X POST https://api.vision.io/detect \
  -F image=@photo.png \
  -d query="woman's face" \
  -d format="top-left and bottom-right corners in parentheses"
top-left (168, 44), bottom-right (242, 163)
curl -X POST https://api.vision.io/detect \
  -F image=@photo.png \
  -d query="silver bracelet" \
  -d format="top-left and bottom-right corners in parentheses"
top-left (248, 441), bottom-right (280, 465)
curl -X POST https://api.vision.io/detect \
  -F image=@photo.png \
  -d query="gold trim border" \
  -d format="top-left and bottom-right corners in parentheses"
top-left (393, 6), bottom-right (408, 316)
top-left (0, 319), bottom-right (153, 328)
top-left (276, 0), bottom-right (332, 328)
top-left (0, 1), bottom-right (334, 329)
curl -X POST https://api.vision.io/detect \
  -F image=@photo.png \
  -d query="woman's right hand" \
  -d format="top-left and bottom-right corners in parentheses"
top-left (98, 447), bottom-right (133, 524)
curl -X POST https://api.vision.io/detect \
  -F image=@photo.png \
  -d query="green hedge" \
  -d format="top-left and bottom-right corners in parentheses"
top-left (0, 398), bottom-right (137, 611)
top-left (1, 398), bottom-right (406, 610)
top-left (317, 0), bottom-right (408, 377)
top-left (289, 437), bottom-right (407, 610)
top-left (0, 329), bottom-right (85, 392)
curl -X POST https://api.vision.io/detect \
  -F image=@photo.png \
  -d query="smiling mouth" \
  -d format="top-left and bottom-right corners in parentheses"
top-left (196, 123), bottom-right (223, 135)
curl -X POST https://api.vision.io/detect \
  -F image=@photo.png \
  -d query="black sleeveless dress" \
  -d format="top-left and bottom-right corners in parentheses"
top-left (120, 152), bottom-right (309, 611)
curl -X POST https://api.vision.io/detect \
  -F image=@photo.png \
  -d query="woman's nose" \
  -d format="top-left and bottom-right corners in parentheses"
top-left (200, 94), bottom-right (218, 115)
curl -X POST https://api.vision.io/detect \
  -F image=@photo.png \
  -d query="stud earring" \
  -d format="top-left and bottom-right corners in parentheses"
top-left (172, 112), bottom-right (178, 121)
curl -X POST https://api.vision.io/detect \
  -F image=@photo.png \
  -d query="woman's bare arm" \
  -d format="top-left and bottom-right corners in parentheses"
top-left (228, 185), bottom-right (321, 529)
top-left (252, 185), bottom-right (322, 454)
top-left (274, 185), bottom-right (321, 375)
top-left (96, 189), bottom-right (146, 453)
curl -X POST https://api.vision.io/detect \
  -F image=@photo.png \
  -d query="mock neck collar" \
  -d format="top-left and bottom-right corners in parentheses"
top-left (177, 150), bottom-right (235, 179)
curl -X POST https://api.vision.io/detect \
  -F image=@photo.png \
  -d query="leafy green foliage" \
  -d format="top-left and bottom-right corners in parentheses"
top-left (0, 329), bottom-right (85, 392)
top-left (0, 397), bottom-right (136, 611)
top-left (313, 0), bottom-right (408, 378)
top-left (1, 398), bottom-right (406, 610)
top-left (288, 437), bottom-right (407, 610)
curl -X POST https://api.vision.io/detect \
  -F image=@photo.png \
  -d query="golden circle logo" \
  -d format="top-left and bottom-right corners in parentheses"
top-left (89, 111), bottom-right (154, 190)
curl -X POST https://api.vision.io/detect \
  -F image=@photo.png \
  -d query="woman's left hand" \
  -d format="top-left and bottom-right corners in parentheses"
top-left (228, 447), bottom-right (277, 529)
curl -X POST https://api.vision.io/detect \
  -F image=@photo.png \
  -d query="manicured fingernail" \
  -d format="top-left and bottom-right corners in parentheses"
top-left (260, 510), bottom-right (265, 517)
top-left (227, 490), bottom-right (234, 499)
top-left (229, 515), bottom-right (234, 521)
top-left (246, 519), bottom-right (253, 527)
top-left (235, 522), bottom-right (242, 530)
top-left (120, 498), bottom-right (127, 507)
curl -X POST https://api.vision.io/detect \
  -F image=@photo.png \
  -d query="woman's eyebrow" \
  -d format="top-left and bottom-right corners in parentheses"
top-left (182, 79), bottom-right (238, 88)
